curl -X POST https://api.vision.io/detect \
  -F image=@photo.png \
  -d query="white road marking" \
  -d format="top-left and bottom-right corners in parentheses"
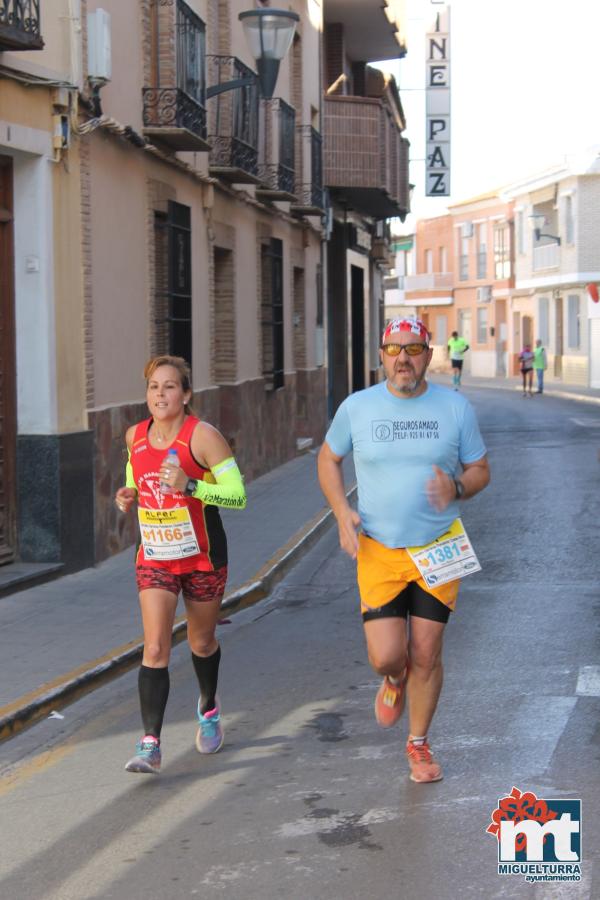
top-left (576, 665), bottom-right (600, 696)
top-left (569, 417), bottom-right (600, 428)
top-left (510, 697), bottom-right (577, 773)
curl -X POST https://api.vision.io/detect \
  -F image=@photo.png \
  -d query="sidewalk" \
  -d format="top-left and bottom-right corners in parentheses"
top-left (432, 370), bottom-right (600, 404)
top-left (0, 451), bottom-right (355, 741)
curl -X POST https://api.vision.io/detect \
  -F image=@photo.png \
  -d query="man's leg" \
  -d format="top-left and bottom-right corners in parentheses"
top-left (537, 368), bottom-right (544, 393)
top-left (363, 613), bottom-right (409, 728)
top-left (364, 615), bottom-right (408, 681)
top-left (404, 584), bottom-right (451, 783)
top-left (406, 616), bottom-right (446, 738)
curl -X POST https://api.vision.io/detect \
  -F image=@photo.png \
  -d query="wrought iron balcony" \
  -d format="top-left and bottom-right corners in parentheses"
top-left (256, 98), bottom-right (296, 202)
top-left (0, 0), bottom-right (43, 50)
top-left (207, 55), bottom-right (260, 183)
top-left (290, 126), bottom-right (324, 216)
top-left (323, 95), bottom-right (409, 219)
top-left (142, 87), bottom-right (209, 151)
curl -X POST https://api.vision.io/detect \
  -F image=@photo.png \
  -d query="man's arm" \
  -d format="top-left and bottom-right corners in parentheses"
top-left (317, 442), bottom-right (361, 559)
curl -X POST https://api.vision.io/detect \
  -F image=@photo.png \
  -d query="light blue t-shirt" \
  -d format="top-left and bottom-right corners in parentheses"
top-left (325, 381), bottom-right (486, 548)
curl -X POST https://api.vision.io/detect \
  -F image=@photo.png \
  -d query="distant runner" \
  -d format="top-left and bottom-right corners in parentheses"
top-left (447, 331), bottom-right (469, 390)
top-left (115, 355), bottom-right (246, 774)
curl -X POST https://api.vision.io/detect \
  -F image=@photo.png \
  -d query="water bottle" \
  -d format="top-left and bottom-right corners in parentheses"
top-left (160, 448), bottom-right (179, 495)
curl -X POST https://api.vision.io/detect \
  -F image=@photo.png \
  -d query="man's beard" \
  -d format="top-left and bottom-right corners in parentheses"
top-left (391, 366), bottom-right (423, 395)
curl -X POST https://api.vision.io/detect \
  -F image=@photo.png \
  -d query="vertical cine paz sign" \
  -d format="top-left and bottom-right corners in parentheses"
top-left (426, 3), bottom-right (450, 197)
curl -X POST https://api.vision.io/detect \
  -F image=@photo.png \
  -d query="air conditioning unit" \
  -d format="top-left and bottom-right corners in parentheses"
top-left (87, 9), bottom-right (112, 83)
top-left (477, 286), bottom-right (492, 302)
top-left (461, 221), bottom-right (474, 238)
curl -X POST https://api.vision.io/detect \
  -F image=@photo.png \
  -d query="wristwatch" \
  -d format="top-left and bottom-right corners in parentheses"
top-left (184, 478), bottom-right (198, 497)
top-left (453, 478), bottom-right (465, 500)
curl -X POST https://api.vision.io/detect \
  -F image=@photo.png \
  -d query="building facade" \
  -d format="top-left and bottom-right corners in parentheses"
top-left (322, 0), bottom-right (409, 412)
top-left (447, 193), bottom-right (514, 378)
top-left (0, 0), bottom-right (328, 573)
top-left (400, 193), bottom-right (514, 377)
top-left (504, 152), bottom-right (600, 386)
top-left (402, 213), bottom-right (454, 371)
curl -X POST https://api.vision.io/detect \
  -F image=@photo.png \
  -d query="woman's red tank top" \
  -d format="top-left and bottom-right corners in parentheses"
top-left (131, 415), bottom-right (227, 573)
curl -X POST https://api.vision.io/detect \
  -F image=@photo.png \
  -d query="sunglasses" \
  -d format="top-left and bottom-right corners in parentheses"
top-left (382, 342), bottom-right (429, 357)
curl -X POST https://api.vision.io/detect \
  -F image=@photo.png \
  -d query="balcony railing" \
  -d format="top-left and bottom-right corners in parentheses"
top-left (142, 0), bottom-right (209, 151)
top-left (291, 126), bottom-right (324, 216)
top-left (323, 95), bottom-right (409, 219)
top-left (404, 273), bottom-right (454, 291)
top-left (0, 0), bottom-right (43, 50)
top-left (256, 98), bottom-right (296, 201)
top-left (142, 88), bottom-right (208, 150)
top-left (533, 242), bottom-right (560, 271)
top-left (207, 55), bottom-right (260, 183)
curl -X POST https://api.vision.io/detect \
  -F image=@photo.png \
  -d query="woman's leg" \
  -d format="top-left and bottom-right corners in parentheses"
top-left (186, 596), bottom-right (223, 713)
top-left (138, 588), bottom-right (178, 737)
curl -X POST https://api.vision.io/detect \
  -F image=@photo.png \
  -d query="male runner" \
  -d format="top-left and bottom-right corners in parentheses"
top-left (318, 317), bottom-right (490, 782)
top-left (447, 331), bottom-right (469, 390)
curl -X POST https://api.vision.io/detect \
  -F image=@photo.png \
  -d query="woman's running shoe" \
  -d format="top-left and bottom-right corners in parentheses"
top-left (196, 699), bottom-right (224, 754)
top-left (125, 735), bottom-right (161, 774)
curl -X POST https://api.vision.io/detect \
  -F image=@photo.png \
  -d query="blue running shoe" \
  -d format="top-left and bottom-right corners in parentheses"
top-left (196, 699), bottom-right (224, 754)
top-left (125, 735), bottom-right (161, 774)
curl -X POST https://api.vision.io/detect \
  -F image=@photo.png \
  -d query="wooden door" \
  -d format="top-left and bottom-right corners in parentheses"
top-left (0, 155), bottom-right (17, 563)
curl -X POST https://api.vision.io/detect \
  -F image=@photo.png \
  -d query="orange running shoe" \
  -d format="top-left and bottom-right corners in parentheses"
top-left (374, 673), bottom-right (407, 728)
top-left (406, 739), bottom-right (443, 783)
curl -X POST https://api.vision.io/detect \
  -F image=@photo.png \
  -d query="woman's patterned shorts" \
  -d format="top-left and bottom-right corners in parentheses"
top-left (135, 564), bottom-right (228, 603)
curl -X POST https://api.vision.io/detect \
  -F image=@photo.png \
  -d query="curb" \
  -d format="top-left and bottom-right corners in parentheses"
top-left (0, 487), bottom-right (355, 745)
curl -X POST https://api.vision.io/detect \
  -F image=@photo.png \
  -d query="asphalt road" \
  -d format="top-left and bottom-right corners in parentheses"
top-left (1, 387), bottom-right (598, 900)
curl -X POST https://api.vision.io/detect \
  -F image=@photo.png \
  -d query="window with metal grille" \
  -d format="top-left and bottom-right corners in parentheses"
top-left (477, 222), bottom-right (486, 279)
top-left (494, 224), bottom-right (511, 280)
top-left (567, 294), bottom-right (580, 349)
top-left (261, 238), bottom-right (284, 390)
top-left (177, 0), bottom-right (206, 104)
top-left (477, 307), bottom-right (488, 344)
top-left (538, 296), bottom-right (550, 345)
top-left (154, 201), bottom-right (192, 366)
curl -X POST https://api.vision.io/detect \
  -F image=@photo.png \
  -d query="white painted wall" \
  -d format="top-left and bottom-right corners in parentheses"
top-left (5, 134), bottom-right (58, 434)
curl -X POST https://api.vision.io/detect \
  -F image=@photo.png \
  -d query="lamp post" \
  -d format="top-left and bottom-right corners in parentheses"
top-left (529, 213), bottom-right (561, 245)
top-left (206, 8), bottom-right (299, 101)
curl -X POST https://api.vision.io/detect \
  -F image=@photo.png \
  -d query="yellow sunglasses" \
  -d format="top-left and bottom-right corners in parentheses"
top-left (382, 342), bottom-right (429, 357)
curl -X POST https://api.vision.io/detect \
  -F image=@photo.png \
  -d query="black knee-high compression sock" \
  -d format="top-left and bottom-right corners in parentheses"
top-left (191, 646), bottom-right (221, 714)
top-left (138, 665), bottom-right (170, 739)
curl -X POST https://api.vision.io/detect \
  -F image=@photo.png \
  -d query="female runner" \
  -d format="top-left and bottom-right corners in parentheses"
top-left (115, 355), bottom-right (246, 774)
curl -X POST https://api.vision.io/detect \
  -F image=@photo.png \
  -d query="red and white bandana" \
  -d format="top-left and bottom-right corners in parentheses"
top-left (381, 317), bottom-right (429, 345)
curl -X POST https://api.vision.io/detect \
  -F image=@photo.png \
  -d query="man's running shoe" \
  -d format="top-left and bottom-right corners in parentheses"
top-left (374, 673), bottom-right (407, 728)
top-left (406, 739), bottom-right (443, 783)
top-left (125, 735), bottom-right (161, 774)
top-left (196, 698), bottom-right (224, 754)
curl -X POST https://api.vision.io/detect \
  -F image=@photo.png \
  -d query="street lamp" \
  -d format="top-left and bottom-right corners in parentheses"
top-left (206, 8), bottom-right (299, 101)
top-left (529, 213), bottom-right (561, 245)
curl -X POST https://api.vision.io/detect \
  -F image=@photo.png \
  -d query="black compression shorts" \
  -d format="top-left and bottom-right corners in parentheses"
top-left (362, 581), bottom-right (451, 625)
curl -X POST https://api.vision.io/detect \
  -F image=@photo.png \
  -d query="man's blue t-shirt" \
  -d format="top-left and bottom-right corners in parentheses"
top-left (325, 381), bottom-right (486, 548)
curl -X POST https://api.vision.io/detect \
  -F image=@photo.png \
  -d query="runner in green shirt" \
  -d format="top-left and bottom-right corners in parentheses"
top-left (447, 332), bottom-right (469, 389)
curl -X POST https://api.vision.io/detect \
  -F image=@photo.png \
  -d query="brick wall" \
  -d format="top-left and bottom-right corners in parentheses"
top-left (324, 23), bottom-right (345, 93)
